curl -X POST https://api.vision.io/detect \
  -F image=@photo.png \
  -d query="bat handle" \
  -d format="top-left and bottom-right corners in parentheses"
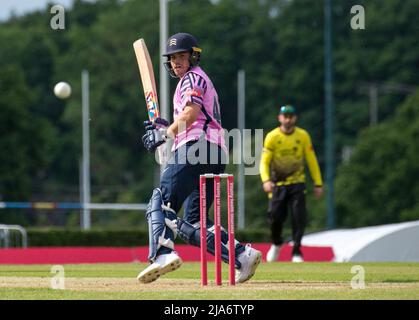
top-left (153, 117), bottom-right (170, 128)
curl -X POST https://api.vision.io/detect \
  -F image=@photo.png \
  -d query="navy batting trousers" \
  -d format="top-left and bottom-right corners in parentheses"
top-left (160, 138), bottom-right (226, 223)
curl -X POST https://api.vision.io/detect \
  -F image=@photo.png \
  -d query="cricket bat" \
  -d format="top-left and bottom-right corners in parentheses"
top-left (133, 38), bottom-right (167, 165)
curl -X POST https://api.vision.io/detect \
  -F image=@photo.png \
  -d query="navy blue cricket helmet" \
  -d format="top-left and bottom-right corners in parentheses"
top-left (162, 33), bottom-right (202, 78)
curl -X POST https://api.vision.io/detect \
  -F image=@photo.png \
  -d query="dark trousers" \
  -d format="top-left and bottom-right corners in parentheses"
top-left (160, 139), bottom-right (225, 224)
top-left (268, 183), bottom-right (307, 255)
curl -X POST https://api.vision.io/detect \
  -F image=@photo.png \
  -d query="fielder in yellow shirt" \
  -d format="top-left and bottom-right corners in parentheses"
top-left (260, 105), bottom-right (323, 262)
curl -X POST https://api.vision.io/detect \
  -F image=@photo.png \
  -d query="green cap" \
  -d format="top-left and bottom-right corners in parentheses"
top-left (279, 105), bottom-right (296, 114)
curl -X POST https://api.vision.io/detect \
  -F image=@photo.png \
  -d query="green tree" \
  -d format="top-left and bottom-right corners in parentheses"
top-left (0, 66), bottom-right (52, 202)
top-left (335, 90), bottom-right (419, 227)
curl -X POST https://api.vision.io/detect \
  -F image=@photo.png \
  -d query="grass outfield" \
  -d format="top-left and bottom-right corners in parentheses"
top-left (0, 262), bottom-right (418, 300)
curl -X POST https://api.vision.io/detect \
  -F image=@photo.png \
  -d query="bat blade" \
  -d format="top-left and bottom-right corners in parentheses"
top-left (133, 38), bottom-right (160, 122)
top-left (133, 38), bottom-right (167, 165)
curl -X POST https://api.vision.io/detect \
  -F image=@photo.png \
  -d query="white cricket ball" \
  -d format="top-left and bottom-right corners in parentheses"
top-left (54, 82), bottom-right (72, 99)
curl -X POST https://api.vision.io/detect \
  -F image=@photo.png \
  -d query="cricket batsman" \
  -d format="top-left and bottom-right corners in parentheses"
top-left (137, 33), bottom-right (261, 283)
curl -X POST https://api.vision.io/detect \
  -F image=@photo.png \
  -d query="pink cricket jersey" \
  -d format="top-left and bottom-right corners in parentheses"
top-left (172, 66), bottom-right (227, 153)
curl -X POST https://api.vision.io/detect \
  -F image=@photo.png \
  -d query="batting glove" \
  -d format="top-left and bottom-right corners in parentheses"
top-left (142, 118), bottom-right (170, 152)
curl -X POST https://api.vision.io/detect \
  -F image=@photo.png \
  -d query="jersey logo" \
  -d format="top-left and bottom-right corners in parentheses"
top-left (185, 88), bottom-right (202, 97)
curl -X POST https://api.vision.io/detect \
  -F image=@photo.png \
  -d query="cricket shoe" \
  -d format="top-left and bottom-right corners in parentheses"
top-left (137, 252), bottom-right (183, 284)
top-left (292, 254), bottom-right (304, 263)
top-left (235, 244), bottom-right (262, 284)
top-left (266, 244), bottom-right (281, 262)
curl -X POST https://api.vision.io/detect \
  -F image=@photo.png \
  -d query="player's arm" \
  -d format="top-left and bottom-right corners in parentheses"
top-left (166, 102), bottom-right (201, 138)
top-left (166, 72), bottom-right (205, 138)
top-left (260, 132), bottom-right (275, 193)
top-left (303, 132), bottom-right (323, 198)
